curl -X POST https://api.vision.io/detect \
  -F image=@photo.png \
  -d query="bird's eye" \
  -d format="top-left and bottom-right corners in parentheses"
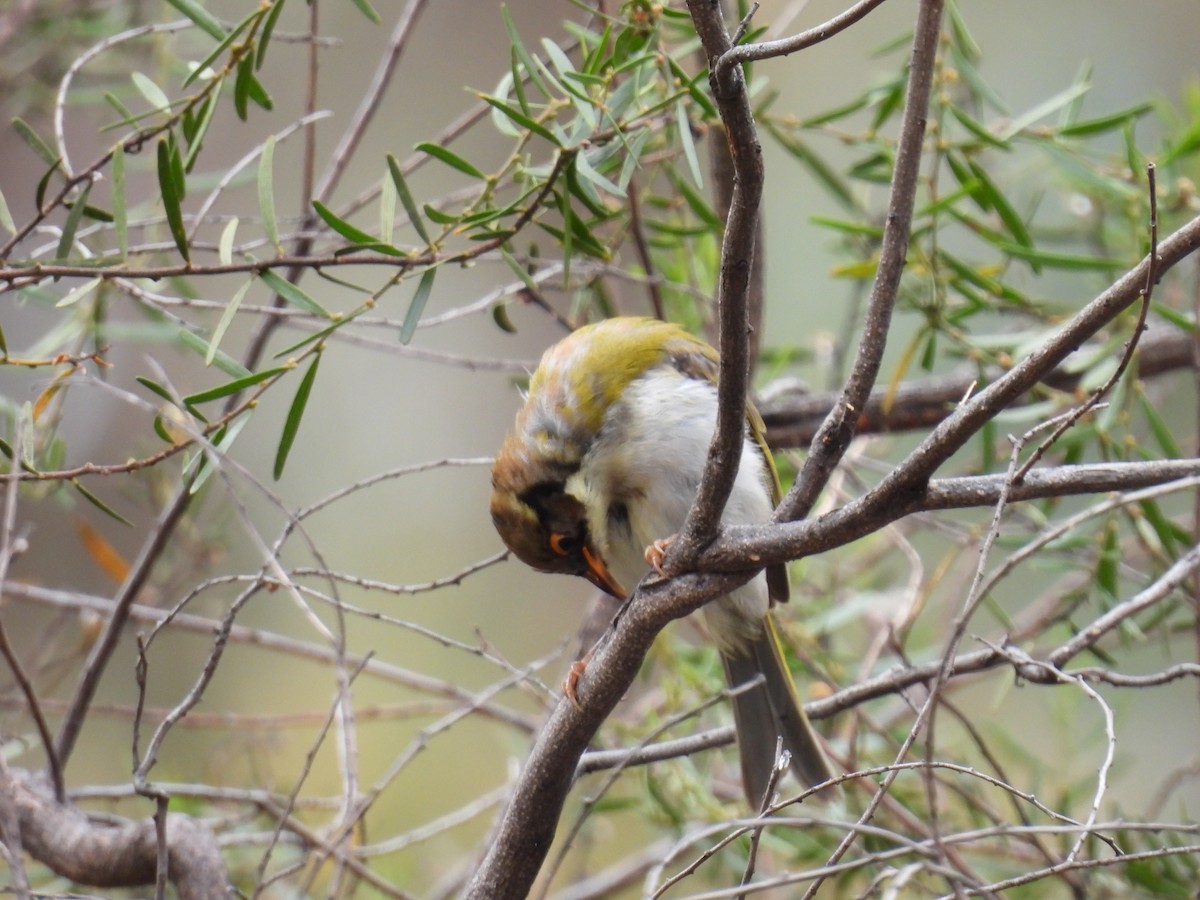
top-left (549, 532), bottom-right (577, 557)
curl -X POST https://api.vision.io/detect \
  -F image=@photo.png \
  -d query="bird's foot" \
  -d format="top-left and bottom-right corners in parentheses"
top-left (644, 537), bottom-right (672, 576)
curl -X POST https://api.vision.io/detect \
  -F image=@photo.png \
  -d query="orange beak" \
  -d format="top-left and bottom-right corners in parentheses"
top-left (582, 545), bottom-right (627, 599)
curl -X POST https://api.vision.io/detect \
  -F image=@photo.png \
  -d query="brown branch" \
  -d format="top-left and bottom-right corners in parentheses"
top-left (701, 212), bottom-right (1200, 575)
top-left (759, 324), bottom-right (1198, 449)
top-left (668, 0), bottom-right (764, 562)
top-left (716, 0), bottom-right (891, 75)
top-left (7, 769), bottom-right (228, 900)
top-left (778, 0), bottom-right (941, 523)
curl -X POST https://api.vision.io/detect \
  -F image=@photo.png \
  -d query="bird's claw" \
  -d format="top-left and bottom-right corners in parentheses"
top-left (645, 537), bottom-right (672, 576)
top-left (562, 660), bottom-right (587, 709)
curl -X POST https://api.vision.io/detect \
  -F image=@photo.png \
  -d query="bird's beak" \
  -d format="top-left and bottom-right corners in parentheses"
top-left (582, 545), bottom-right (627, 599)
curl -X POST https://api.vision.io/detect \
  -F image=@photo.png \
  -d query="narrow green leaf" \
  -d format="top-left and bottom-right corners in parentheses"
top-left (0, 183), bottom-right (15, 235)
top-left (500, 246), bottom-right (539, 294)
top-left (167, 129), bottom-right (186, 200)
top-left (56, 182), bottom-right (91, 261)
top-left (164, 0), bottom-right (226, 40)
top-left (258, 133), bottom-right (279, 251)
top-left (1138, 394), bottom-right (1181, 458)
top-left (12, 117), bottom-right (59, 166)
top-left (947, 105), bottom-right (1009, 149)
top-left (312, 199), bottom-right (376, 245)
top-left (56, 277), bottom-right (102, 308)
top-left (479, 94), bottom-right (561, 146)
top-left (1058, 102), bottom-right (1155, 137)
top-left (185, 365), bottom-right (289, 405)
top-left (998, 81), bottom-right (1092, 139)
top-left (675, 98), bottom-right (702, 188)
top-left (244, 68), bottom-right (273, 112)
top-left (400, 268), bottom-right (436, 344)
top-left (966, 158), bottom-right (1036, 262)
top-left (234, 56), bottom-right (251, 121)
top-left (257, 0), bottom-right (287, 69)
top-left (111, 144), bottom-right (127, 256)
top-left (73, 480), bottom-right (134, 527)
top-left (178, 328), bottom-right (251, 378)
top-left (218, 217), bottom-right (238, 266)
top-left (415, 142), bottom-right (485, 180)
top-left (131, 71), bottom-right (172, 113)
top-left (810, 216), bottom-right (883, 238)
top-left (387, 153), bottom-right (430, 247)
top-left (157, 137), bottom-right (190, 262)
top-left (206, 278), bottom-right (252, 365)
top-left (349, 0), bottom-right (381, 24)
top-left (422, 203), bottom-right (460, 226)
top-left (183, 81), bottom-right (222, 171)
top-left (136, 375), bottom-right (182, 407)
top-left (190, 414), bottom-right (251, 494)
top-left (274, 352), bottom-right (321, 479)
top-left (184, 9), bottom-right (257, 87)
top-left (575, 149), bottom-right (622, 196)
top-left (996, 241), bottom-right (1125, 271)
top-left (501, 5), bottom-right (549, 97)
top-left (259, 268), bottom-right (331, 317)
top-left (379, 169), bottom-right (397, 244)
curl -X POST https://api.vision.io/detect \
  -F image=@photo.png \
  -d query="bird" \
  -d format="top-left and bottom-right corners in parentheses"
top-left (490, 315), bottom-right (833, 805)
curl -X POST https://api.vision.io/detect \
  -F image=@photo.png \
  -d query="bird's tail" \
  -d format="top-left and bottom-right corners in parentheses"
top-left (721, 614), bottom-right (833, 806)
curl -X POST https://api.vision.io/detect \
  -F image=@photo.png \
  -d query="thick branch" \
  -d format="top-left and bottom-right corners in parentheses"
top-left (702, 212), bottom-right (1200, 573)
top-left (760, 325), bottom-right (1197, 449)
top-left (671, 0), bottom-right (764, 560)
top-left (6, 769), bottom-right (228, 899)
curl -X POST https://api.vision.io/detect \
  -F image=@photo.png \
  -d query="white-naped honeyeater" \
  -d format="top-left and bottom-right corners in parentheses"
top-left (490, 316), bottom-right (833, 804)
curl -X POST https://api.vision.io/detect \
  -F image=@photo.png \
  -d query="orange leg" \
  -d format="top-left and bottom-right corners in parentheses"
top-left (644, 537), bottom-right (672, 575)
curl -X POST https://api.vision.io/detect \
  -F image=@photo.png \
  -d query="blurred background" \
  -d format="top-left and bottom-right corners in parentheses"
top-left (2, 0), bottom-right (1199, 893)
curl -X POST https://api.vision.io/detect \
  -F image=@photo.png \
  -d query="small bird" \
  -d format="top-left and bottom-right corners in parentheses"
top-left (490, 316), bottom-right (833, 804)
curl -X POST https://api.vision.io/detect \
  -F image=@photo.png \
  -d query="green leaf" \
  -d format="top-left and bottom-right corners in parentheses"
top-left (157, 137), bottom-right (190, 262)
top-left (184, 365), bottom-right (289, 405)
top-left (12, 117), bottom-right (59, 167)
top-left (1057, 102), bottom-right (1154, 137)
top-left (947, 105), bottom-right (1009, 149)
top-left (415, 142), bottom-right (485, 180)
top-left (400, 268), bottom-right (436, 344)
top-left (574, 149), bottom-right (622, 197)
top-left (379, 169), bottom-right (397, 244)
top-left (258, 134), bottom-right (279, 251)
top-left (56, 277), bottom-right (101, 308)
top-left (131, 72), bottom-right (172, 113)
top-left (259, 268), bottom-right (332, 318)
top-left (56, 182), bottom-right (91, 261)
top-left (998, 81), bottom-right (1092, 139)
top-left (675, 98), bottom-right (702, 188)
top-left (111, 144), bottom-right (128, 256)
top-left (422, 204), bottom-right (460, 226)
top-left (995, 241), bottom-right (1125, 272)
top-left (0, 183), bottom-right (15, 235)
top-left (479, 94), bottom-right (561, 146)
top-left (274, 352), bottom-right (321, 479)
top-left (189, 414), bottom-right (251, 494)
top-left (164, 0), bottom-right (226, 40)
top-left (349, 0), bottom-right (381, 24)
top-left (183, 82), bottom-right (222, 171)
top-left (184, 9), bottom-right (256, 88)
top-left (966, 158), bottom-right (1036, 263)
top-left (257, 0), bottom-right (287, 69)
top-left (178, 328), bottom-right (251, 378)
top-left (387, 154), bottom-right (431, 247)
top-left (312, 199), bottom-right (377, 245)
top-left (502, 5), bottom-right (549, 97)
top-left (206, 278), bottom-right (252, 365)
top-left (73, 480), bottom-right (133, 527)
top-left (218, 217), bottom-right (238, 265)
